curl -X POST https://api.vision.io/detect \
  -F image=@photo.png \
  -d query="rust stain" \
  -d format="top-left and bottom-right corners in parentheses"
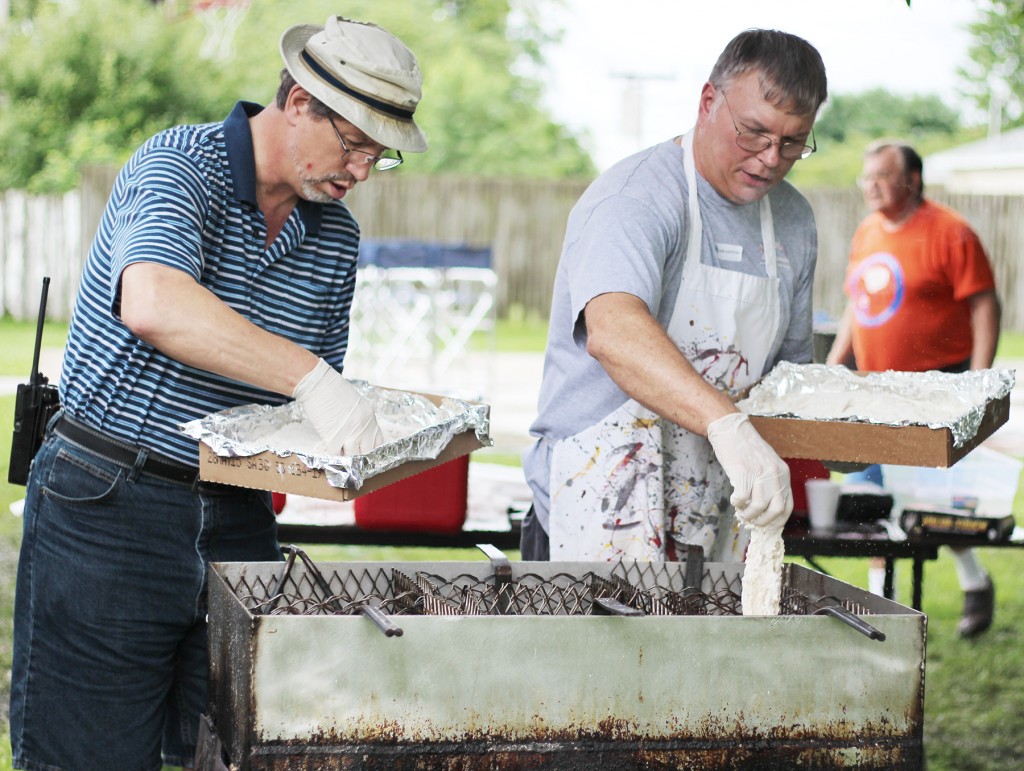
top-left (227, 695), bottom-right (924, 769)
top-left (272, 713), bottom-right (912, 744)
top-left (241, 734), bottom-right (924, 770)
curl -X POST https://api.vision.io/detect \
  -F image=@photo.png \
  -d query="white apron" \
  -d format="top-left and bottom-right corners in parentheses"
top-left (548, 131), bottom-right (782, 562)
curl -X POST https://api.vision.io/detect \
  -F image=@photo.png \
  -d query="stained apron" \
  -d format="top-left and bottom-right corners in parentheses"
top-left (548, 131), bottom-right (782, 561)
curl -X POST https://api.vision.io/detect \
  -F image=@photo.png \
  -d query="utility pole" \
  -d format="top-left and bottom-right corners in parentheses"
top-left (610, 72), bottom-right (676, 149)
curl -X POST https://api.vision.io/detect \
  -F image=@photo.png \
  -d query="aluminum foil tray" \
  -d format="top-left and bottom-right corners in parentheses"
top-left (181, 383), bottom-right (491, 491)
top-left (739, 363), bottom-right (1013, 447)
top-left (736, 363), bottom-right (1014, 467)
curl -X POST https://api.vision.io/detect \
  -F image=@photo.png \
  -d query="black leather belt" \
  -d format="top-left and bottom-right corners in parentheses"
top-left (54, 415), bottom-right (198, 486)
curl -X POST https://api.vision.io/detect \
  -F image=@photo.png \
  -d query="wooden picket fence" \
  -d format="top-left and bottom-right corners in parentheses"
top-left (2, 167), bottom-right (1023, 330)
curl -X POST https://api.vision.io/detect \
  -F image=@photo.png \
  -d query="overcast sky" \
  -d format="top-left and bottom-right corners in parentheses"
top-left (536, 0), bottom-right (980, 170)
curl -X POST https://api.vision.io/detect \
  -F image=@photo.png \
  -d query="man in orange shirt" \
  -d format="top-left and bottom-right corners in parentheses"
top-left (828, 139), bottom-right (1001, 637)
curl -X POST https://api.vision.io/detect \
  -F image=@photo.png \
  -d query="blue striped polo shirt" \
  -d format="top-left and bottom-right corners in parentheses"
top-left (60, 101), bottom-right (360, 466)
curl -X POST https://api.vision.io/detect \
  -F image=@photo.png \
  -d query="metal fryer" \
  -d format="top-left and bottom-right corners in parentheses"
top-left (197, 547), bottom-right (926, 770)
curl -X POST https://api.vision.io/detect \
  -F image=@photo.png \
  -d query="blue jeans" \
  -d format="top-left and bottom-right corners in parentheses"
top-left (10, 422), bottom-right (282, 770)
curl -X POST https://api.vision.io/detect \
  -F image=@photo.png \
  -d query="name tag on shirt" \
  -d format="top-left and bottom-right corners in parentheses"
top-left (716, 243), bottom-right (743, 262)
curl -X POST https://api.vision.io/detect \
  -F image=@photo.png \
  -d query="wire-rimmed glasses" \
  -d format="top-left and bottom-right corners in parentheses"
top-left (720, 90), bottom-right (816, 161)
top-left (328, 116), bottom-right (403, 171)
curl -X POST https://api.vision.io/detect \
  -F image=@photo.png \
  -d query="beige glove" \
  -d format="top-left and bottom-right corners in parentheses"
top-left (292, 358), bottom-right (384, 456)
top-left (706, 412), bottom-right (792, 528)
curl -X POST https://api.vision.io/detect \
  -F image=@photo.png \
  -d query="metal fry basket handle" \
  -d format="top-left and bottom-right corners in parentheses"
top-left (813, 597), bottom-right (886, 642)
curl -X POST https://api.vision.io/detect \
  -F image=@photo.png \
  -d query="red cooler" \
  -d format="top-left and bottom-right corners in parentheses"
top-left (354, 455), bottom-right (470, 534)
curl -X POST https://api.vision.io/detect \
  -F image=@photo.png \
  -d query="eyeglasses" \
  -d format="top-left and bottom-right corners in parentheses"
top-left (328, 116), bottom-right (403, 171)
top-left (720, 90), bottom-right (816, 161)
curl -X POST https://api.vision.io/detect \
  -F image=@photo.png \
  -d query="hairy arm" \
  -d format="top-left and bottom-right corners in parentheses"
top-left (583, 292), bottom-right (737, 434)
top-left (119, 262), bottom-right (319, 395)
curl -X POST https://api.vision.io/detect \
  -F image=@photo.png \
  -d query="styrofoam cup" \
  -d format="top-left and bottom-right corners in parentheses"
top-left (805, 479), bottom-right (841, 532)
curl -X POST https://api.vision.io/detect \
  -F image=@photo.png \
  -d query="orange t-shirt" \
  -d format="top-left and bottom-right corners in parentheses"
top-left (844, 199), bottom-right (995, 372)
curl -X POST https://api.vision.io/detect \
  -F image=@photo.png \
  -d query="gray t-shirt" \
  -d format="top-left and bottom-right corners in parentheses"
top-left (522, 137), bottom-right (817, 528)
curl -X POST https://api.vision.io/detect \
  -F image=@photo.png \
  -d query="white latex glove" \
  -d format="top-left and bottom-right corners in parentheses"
top-left (292, 358), bottom-right (384, 456)
top-left (706, 412), bottom-right (793, 528)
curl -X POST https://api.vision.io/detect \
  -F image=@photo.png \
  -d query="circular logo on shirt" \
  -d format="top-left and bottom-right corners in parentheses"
top-left (848, 252), bottom-right (904, 328)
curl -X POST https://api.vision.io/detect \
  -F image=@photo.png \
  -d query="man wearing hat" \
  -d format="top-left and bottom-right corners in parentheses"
top-left (10, 16), bottom-right (425, 770)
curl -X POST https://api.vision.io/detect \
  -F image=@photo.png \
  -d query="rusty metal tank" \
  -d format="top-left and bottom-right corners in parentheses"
top-left (198, 548), bottom-right (926, 769)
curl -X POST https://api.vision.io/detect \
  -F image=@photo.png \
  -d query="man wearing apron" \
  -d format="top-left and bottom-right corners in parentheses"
top-left (522, 29), bottom-right (828, 562)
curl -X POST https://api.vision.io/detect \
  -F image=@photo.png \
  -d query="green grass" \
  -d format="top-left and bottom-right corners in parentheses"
top-left (1, 318), bottom-right (1024, 768)
top-left (470, 305), bottom-right (549, 353)
top-left (0, 319), bottom-right (68, 375)
top-left (995, 332), bottom-right (1024, 360)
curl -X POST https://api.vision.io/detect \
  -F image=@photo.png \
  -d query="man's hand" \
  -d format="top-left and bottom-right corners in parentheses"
top-left (706, 412), bottom-right (792, 528)
top-left (292, 359), bottom-right (384, 455)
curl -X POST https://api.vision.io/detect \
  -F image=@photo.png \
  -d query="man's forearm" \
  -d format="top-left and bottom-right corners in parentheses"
top-left (119, 262), bottom-right (320, 396)
top-left (584, 292), bottom-right (737, 436)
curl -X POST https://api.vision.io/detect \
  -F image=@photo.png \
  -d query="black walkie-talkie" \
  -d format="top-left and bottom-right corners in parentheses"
top-left (8, 277), bottom-right (62, 485)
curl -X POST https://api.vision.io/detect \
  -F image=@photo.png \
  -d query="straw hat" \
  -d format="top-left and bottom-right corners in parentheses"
top-left (281, 16), bottom-right (427, 152)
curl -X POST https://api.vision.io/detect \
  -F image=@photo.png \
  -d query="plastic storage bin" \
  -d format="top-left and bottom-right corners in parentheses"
top-left (353, 455), bottom-right (470, 534)
top-left (882, 446), bottom-right (1023, 516)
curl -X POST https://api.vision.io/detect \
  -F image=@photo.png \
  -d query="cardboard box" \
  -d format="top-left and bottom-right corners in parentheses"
top-left (197, 395), bottom-right (488, 502)
top-left (749, 392), bottom-right (1009, 468)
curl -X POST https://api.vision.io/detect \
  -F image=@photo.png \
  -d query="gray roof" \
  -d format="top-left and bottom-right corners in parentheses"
top-left (925, 127), bottom-right (1024, 182)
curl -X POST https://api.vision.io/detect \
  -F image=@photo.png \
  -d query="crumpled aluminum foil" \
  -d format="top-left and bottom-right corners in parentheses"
top-left (180, 383), bottom-right (492, 490)
top-left (737, 362), bottom-right (1015, 448)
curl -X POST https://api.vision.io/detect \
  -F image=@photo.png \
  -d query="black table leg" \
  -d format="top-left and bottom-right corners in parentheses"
top-left (912, 558), bottom-right (924, 611)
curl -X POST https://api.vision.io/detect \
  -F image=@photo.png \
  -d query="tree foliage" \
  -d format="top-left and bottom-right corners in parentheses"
top-left (0, 0), bottom-right (243, 192)
top-left (813, 89), bottom-right (961, 144)
top-left (786, 90), bottom-right (969, 190)
top-left (7, 0), bottom-right (1011, 194)
top-left (228, 0), bottom-right (594, 179)
top-left (959, 0), bottom-right (1024, 128)
top-left (789, 1), bottom-right (1024, 189)
top-left (0, 0), bottom-right (593, 193)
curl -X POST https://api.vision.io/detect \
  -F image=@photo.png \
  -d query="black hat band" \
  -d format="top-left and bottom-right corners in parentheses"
top-left (301, 49), bottom-right (415, 122)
